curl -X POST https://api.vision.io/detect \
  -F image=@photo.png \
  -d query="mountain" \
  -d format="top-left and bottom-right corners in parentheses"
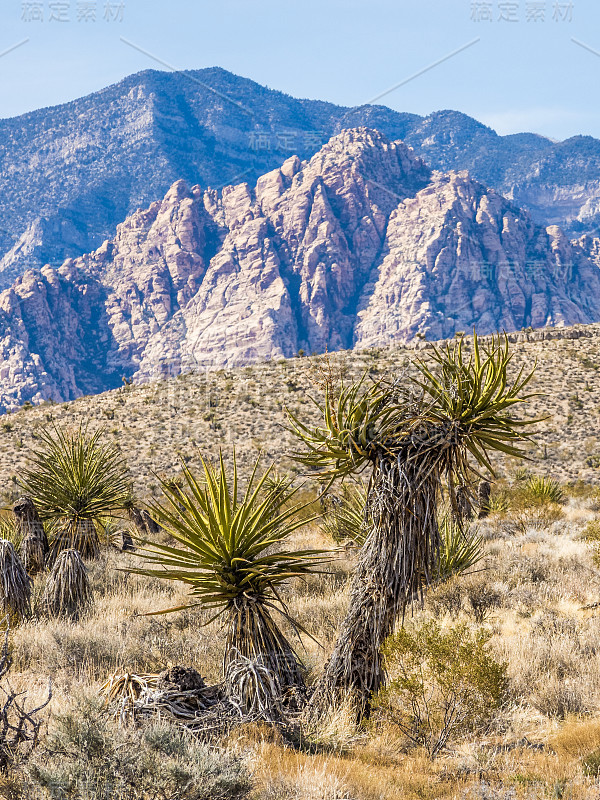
top-left (1, 128), bottom-right (600, 411)
top-left (2, 68), bottom-right (600, 285)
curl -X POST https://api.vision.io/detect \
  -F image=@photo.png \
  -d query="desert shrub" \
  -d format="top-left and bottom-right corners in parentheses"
top-left (580, 520), bottom-right (600, 567)
top-left (501, 611), bottom-right (600, 718)
top-left (22, 695), bottom-right (250, 800)
top-left (580, 520), bottom-right (600, 543)
top-left (583, 749), bottom-right (600, 778)
top-left (463, 576), bottom-right (503, 623)
top-left (427, 578), bottom-right (464, 619)
top-left (501, 504), bottom-right (564, 536)
top-left (531, 676), bottom-right (588, 719)
top-left (375, 621), bottom-right (508, 758)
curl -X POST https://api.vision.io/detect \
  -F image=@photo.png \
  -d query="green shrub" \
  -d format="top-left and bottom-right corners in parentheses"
top-left (22, 695), bottom-right (250, 800)
top-left (580, 520), bottom-right (600, 543)
top-left (523, 476), bottom-right (565, 505)
top-left (375, 621), bottom-right (508, 758)
top-left (583, 749), bottom-right (600, 778)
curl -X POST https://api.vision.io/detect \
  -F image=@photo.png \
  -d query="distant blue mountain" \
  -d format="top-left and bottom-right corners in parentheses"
top-left (1, 67), bottom-right (600, 286)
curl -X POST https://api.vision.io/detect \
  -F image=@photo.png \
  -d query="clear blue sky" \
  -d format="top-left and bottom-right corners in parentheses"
top-left (0, 0), bottom-right (599, 141)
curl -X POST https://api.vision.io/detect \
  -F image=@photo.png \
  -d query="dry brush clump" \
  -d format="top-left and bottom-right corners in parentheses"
top-left (42, 549), bottom-right (92, 620)
top-left (20, 693), bottom-right (250, 800)
top-left (0, 541), bottom-right (31, 623)
top-left (0, 629), bottom-right (51, 776)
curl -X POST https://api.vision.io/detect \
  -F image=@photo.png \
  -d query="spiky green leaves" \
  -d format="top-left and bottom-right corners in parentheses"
top-left (287, 375), bottom-right (400, 483)
top-left (434, 516), bottom-right (483, 582)
top-left (414, 333), bottom-right (540, 474)
top-left (132, 453), bottom-right (329, 618)
top-left (21, 424), bottom-right (132, 523)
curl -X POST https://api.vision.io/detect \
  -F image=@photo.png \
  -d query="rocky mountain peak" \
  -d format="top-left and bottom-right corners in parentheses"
top-left (0, 128), bottom-right (599, 411)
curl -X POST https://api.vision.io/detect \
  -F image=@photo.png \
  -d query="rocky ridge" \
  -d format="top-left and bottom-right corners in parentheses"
top-left (1, 128), bottom-right (600, 410)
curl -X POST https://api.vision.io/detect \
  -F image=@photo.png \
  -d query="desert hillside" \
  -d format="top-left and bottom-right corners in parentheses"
top-left (0, 324), bottom-right (598, 503)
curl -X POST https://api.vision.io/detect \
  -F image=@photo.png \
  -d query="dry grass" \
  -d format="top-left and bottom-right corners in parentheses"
top-left (3, 503), bottom-right (600, 797)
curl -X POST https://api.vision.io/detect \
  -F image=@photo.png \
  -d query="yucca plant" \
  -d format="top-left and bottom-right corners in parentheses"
top-left (131, 452), bottom-right (329, 708)
top-left (321, 484), bottom-right (370, 545)
top-left (42, 549), bottom-right (92, 620)
top-left (434, 516), bottom-right (483, 582)
top-left (0, 514), bottom-right (23, 553)
top-left (21, 424), bottom-right (132, 561)
top-left (289, 332), bottom-right (538, 721)
top-left (523, 475), bottom-right (564, 505)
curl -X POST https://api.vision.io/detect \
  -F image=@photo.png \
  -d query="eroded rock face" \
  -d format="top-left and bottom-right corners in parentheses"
top-left (354, 173), bottom-right (600, 347)
top-left (1, 127), bottom-right (600, 410)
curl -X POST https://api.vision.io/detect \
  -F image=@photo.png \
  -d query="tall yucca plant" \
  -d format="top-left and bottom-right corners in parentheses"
top-left (131, 452), bottom-right (329, 704)
top-left (21, 424), bottom-right (131, 560)
top-left (289, 333), bottom-right (538, 721)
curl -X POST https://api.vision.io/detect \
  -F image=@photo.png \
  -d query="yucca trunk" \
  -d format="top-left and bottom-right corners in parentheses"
top-left (49, 518), bottom-right (99, 563)
top-left (306, 450), bottom-right (441, 723)
top-left (43, 549), bottom-right (92, 619)
top-left (13, 497), bottom-right (48, 575)
top-left (0, 541), bottom-right (32, 622)
top-left (225, 596), bottom-right (305, 710)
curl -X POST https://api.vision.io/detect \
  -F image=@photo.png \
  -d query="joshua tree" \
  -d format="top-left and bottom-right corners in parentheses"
top-left (21, 424), bottom-right (132, 561)
top-left (289, 333), bottom-right (538, 721)
top-left (13, 496), bottom-right (49, 575)
top-left (42, 549), bottom-right (92, 620)
top-left (132, 452), bottom-right (328, 709)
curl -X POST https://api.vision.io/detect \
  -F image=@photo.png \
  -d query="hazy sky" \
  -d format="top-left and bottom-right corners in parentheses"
top-left (1, 0), bottom-right (599, 141)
